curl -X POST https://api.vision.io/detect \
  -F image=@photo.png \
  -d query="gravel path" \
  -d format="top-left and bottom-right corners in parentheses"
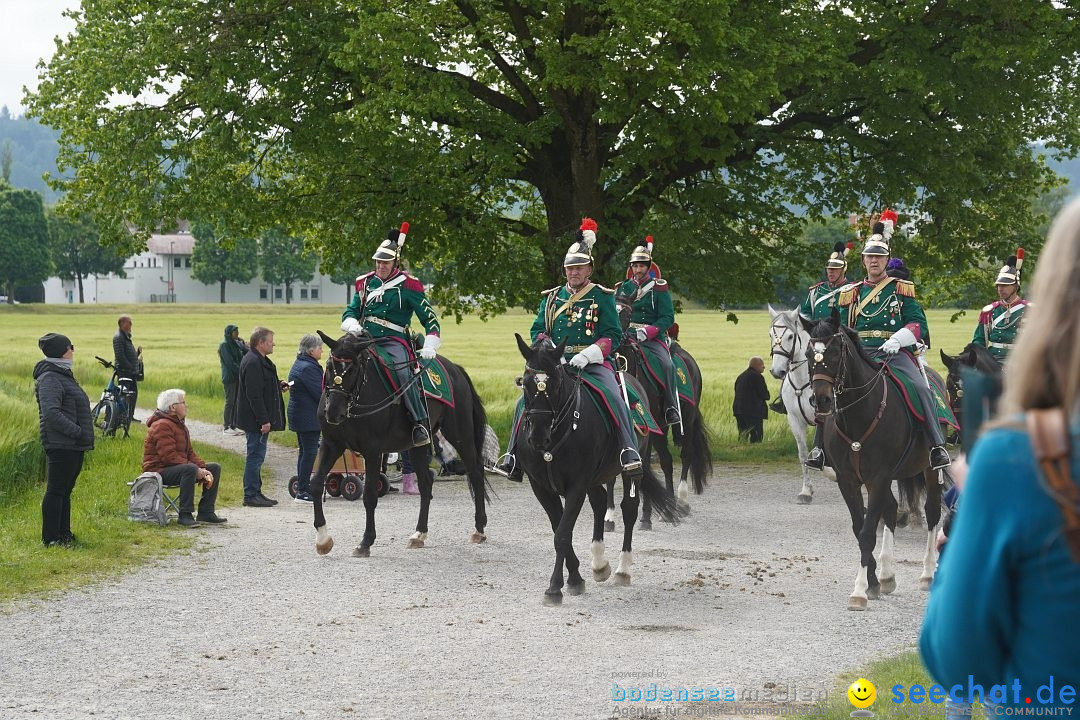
top-left (0, 416), bottom-right (934, 720)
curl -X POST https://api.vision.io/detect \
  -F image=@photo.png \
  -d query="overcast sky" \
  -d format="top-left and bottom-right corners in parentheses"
top-left (0, 0), bottom-right (77, 116)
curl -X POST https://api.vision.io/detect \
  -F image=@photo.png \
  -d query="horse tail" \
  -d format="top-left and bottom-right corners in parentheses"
top-left (681, 408), bottom-right (713, 495)
top-left (458, 364), bottom-right (493, 502)
top-left (637, 464), bottom-right (685, 524)
top-left (897, 473), bottom-right (923, 515)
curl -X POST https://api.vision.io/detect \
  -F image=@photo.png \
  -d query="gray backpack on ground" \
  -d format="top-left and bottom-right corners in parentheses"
top-left (128, 472), bottom-right (166, 526)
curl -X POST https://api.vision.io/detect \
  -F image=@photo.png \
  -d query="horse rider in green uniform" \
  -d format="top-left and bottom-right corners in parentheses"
top-left (800, 241), bottom-right (853, 321)
top-left (970, 249), bottom-right (1028, 364)
top-left (340, 223), bottom-right (441, 447)
top-left (493, 218), bottom-right (644, 481)
top-left (805, 210), bottom-right (951, 471)
top-left (615, 235), bottom-right (682, 427)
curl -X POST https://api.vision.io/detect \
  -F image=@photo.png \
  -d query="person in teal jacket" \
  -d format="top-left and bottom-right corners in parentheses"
top-left (341, 223), bottom-right (441, 446)
top-left (919, 199), bottom-right (1080, 710)
top-left (614, 235), bottom-right (681, 427)
top-left (493, 218), bottom-right (643, 481)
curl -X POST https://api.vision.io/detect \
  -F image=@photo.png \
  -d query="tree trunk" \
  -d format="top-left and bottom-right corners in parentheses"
top-left (285, 281), bottom-right (292, 304)
top-left (219, 277), bottom-right (226, 303)
top-left (76, 272), bottom-right (85, 303)
top-left (4, 280), bottom-right (13, 303)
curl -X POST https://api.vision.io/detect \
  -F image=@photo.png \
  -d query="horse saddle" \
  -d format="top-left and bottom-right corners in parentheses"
top-left (579, 373), bottom-right (662, 438)
top-left (881, 365), bottom-right (958, 430)
top-left (632, 342), bottom-right (696, 406)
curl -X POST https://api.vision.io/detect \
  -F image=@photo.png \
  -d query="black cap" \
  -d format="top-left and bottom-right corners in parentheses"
top-left (38, 333), bottom-right (72, 358)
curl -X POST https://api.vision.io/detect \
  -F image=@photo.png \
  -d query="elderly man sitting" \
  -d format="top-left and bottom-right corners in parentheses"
top-left (143, 388), bottom-right (227, 527)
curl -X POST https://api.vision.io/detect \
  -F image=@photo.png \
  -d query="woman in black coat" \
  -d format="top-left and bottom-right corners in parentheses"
top-left (33, 333), bottom-right (94, 547)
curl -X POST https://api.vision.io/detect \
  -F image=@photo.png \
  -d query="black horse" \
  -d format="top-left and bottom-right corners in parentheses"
top-left (310, 331), bottom-right (490, 557)
top-left (514, 334), bottom-right (682, 606)
top-left (803, 316), bottom-right (943, 610)
top-left (939, 343), bottom-right (1003, 442)
top-left (607, 300), bottom-right (712, 530)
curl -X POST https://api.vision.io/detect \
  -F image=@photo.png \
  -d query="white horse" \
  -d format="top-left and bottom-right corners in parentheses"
top-left (767, 305), bottom-right (824, 504)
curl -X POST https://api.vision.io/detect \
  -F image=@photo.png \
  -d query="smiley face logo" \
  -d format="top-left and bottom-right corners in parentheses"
top-left (848, 678), bottom-right (876, 709)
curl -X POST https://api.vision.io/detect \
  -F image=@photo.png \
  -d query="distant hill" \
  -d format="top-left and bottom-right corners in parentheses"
top-left (1040, 147), bottom-right (1080, 200)
top-left (0, 106), bottom-right (62, 202)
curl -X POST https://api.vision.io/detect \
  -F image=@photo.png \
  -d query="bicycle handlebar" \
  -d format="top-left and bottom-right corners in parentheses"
top-left (94, 356), bottom-right (115, 369)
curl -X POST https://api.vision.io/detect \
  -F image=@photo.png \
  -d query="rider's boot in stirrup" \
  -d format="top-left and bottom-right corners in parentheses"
top-left (804, 446), bottom-right (826, 471)
top-left (411, 420), bottom-right (431, 447)
top-left (929, 445), bottom-right (952, 470)
top-left (620, 447), bottom-right (643, 477)
top-left (493, 453), bottom-right (524, 482)
top-left (770, 398), bottom-right (787, 415)
top-left (664, 406), bottom-right (682, 426)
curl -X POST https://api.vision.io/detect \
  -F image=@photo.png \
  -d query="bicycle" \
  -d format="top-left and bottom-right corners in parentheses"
top-left (90, 356), bottom-right (136, 438)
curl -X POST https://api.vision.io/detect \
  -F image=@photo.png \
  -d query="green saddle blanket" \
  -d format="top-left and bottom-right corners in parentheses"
top-left (371, 343), bottom-right (454, 407)
top-left (580, 375), bottom-right (662, 437)
top-left (638, 343), bottom-right (696, 406)
top-left (885, 366), bottom-right (959, 429)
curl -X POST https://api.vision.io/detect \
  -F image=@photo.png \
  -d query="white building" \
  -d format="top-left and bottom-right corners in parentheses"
top-left (44, 224), bottom-right (351, 304)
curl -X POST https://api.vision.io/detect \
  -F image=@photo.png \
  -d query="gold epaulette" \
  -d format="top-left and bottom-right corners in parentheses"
top-left (540, 286), bottom-right (560, 296)
top-left (595, 284), bottom-right (616, 294)
top-left (895, 280), bottom-right (916, 298)
top-left (837, 284), bottom-right (859, 307)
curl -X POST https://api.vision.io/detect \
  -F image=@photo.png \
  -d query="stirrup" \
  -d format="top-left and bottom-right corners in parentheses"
top-left (411, 423), bottom-right (431, 447)
top-left (620, 448), bottom-right (643, 473)
top-left (492, 453), bottom-right (523, 482)
top-left (805, 447), bottom-right (825, 471)
top-left (929, 446), bottom-right (952, 470)
top-left (664, 407), bottom-right (682, 426)
top-left (769, 399), bottom-right (787, 415)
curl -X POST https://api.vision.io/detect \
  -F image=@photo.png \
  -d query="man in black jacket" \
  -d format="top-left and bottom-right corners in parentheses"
top-left (236, 326), bottom-right (286, 507)
top-left (112, 315), bottom-right (141, 422)
top-left (732, 356), bottom-right (770, 443)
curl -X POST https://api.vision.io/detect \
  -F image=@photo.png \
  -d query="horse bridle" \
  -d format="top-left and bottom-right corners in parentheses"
top-left (324, 341), bottom-right (430, 424)
top-left (769, 319), bottom-right (814, 424)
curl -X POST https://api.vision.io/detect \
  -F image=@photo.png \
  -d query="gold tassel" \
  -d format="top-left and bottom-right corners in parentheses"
top-left (895, 280), bottom-right (916, 298)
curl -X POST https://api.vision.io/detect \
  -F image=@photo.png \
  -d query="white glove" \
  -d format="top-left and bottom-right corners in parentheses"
top-left (635, 328), bottom-right (648, 342)
top-left (341, 317), bottom-right (362, 335)
top-left (420, 334), bottom-right (441, 360)
top-left (881, 327), bottom-right (916, 355)
top-left (569, 343), bottom-right (604, 368)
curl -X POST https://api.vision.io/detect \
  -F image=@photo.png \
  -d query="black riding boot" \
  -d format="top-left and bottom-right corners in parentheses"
top-left (493, 453), bottom-right (524, 481)
top-left (930, 444), bottom-right (952, 470)
top-left (412, 419), bottom-right (431, 447)
top-left (805, 424), bottom-right (826, 470)
top-left (770, 398), bottom-right (787, 415)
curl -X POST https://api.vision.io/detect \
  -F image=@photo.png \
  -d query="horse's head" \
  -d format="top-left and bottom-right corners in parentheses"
top-left (939, 348), bottom-right (966, 423)
top-left (768, 304), bottom-right (805, 380)
top-left (319, 330), bottom-right (372, 426)
top-left (802, 313), bottom-right (846, 416)
top-left (515, 332), bottom-right (569, 450)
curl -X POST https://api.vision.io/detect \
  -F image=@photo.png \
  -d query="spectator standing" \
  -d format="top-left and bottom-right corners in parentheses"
top-left (142, 389), bottom-right (227, 527)
top-left (236, 326), bottom-right (286, 507)
top-left (287, 334), bottom-right (324, 503)
top-left (218, 324), bottom-right (246, 435)
top-left (34, 333), bottom-right (94, 547)
top-left (920, 197), bottom-right (1080, 708)
top-left (732, 356), bottom-right (769, 443)
top-left (112, 314), bottom-right (142, 421)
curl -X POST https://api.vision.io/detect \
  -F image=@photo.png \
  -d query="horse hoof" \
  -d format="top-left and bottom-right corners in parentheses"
top-left (315, 537), bottom-right (334, 555)
top-left (604, 520), bottom-right (615, 533)
top-left (593, 563), bottom-right (611, 582)
top-left (638, 521), bottom-right (652, 531)
top-left (407, 538), bottom-right (425, 549)
top-left (352, 546), bottom-right (370, 558)
top-left (796, 493), bottom-right (813, 505)
top-left (676, 500), bottom-right (691, 515)
top-left (567, 582), bottom-right (585, 596)
top-left (880, 577), bottom-right (897, 595)
top-left (918, 577), bottom-right (933, 591)
top-left (469, 531), bottom-right (487, 544)
top-left (543, 592), bottom-right (563, 607)
top-left (613, 572), bottom-right (631, 586)
top-left (848, 596), bottom-right (868, 611)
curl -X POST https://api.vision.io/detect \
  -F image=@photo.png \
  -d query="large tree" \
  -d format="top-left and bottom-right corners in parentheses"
top-left (46, 209), bottom-right (126, 303)
top-left (0, 182), bottom-right (51, 303)
top-left (260, 228), bottom-right (316, 304)
top-left (26, 1), bottom-right (1080, 314)
top-left (190, 220), bottom-right (259, 303)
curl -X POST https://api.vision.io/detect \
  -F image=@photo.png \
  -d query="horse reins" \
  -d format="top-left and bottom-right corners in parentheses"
top-left (770, 319), bottom-right (815, 426)
top-left (325, 345), bottom-right (434, 422)
top-left (522, 365), bottom-right (584, 493)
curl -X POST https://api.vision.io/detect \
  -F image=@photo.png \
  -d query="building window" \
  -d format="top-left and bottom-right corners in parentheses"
top-left (300, 288), bottom-right (308, 299)
top-left (185, 258), bottom-right (191, 268)
top-left (311, 288), bottom-right (319, 300)
top-left (274, 288), bottom-right (282, 300)
top-left (174, 257), bottom-right (181, 268)
top-left (259, 287), bottom-right (268, 300)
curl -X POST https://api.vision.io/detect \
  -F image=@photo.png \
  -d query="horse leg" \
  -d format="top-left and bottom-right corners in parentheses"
top-left (353, 450), bottom-right (382, 557)
top-left (856, 482), bottom-right (890, 605)
top-left (877, 489), bottom-right (898, 595)
top-left (654, 433), bottom-right (683, 511)
top-left (407, 445), bottom-right (434, 549)
top-left (836, 478), bottom-right (871, 610)
top-left (604, 480), bottom-right (617, 532)
top-left (528, 480), bottom-right (567, 605)
top-left (560, 487), bottom-right (588, 597)
top-left (920, 467), bottom-right (942, 590)
top-left (788, 406), bottom-right (813, 504)
top-left (310, 437), bottom-right (341, 555)
top-left (437, 408), bottom-right (489, 543)
top-left (638, 492), bottom-right (653, 532)
top-left (615, 477), bottom-right (639, 585)
top-left (588, 484), bottom-right (611, 582)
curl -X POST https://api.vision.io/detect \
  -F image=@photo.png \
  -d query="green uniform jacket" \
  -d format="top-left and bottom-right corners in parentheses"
top-left (530, 282), bottom-right (621, 359)
top-left (342, 270), bottom-right (440, 341)
top-left (799, 277), bottom-right (850, 321)
top-left (971, 298), bottom-right (1028, 361)
top-left (615, 277), bottom-right (674, 340)
top-left (837, 277), bottom-right (929, 350)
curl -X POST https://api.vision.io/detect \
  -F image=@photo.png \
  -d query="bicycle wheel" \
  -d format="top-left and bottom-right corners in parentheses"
top-left (92, 398), bottom-right (119, 437)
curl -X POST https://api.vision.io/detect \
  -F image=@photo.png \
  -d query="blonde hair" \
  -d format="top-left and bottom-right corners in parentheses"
top-left (998, 198), bottom-right (1080, 417)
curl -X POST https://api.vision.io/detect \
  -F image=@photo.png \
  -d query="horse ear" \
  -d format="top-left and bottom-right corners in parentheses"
top-left (554, 338), bottom-right (568, 357)
top-left (798, 314), bottom-right (816, 334)
top-left (768, 303), bottom-right (777, 319)
top-left (515, 333), bottom-right (531, 360)
top-left (939, 349), bottom-right (954, 369)
top-left (827, 310), bottom-right (840, 334)
top-left (318, 330), bottom-right (338, 350)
